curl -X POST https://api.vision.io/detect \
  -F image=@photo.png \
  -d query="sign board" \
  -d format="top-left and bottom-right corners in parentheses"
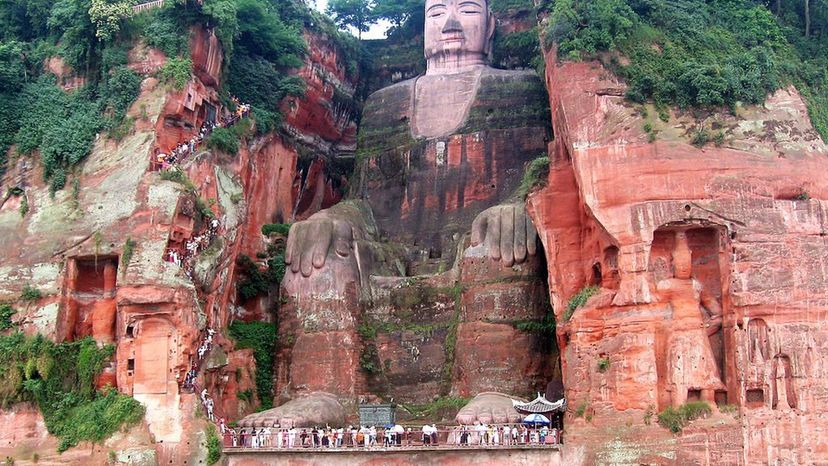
top-left (358, 404), bottom-right (396, 426)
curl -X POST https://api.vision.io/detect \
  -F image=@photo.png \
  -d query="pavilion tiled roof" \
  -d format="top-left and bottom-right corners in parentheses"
top-left (512, 393), bottom-right (566, 414)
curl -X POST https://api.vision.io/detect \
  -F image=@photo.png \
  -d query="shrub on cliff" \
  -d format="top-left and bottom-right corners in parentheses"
top-left (228, 321), bottom-right (277, 410)
top-left (261, 223), bottom-right (291, 237)
top-left (20, 285), bottom-right (42, 302)
top-left (0, 305), bottom-right (15, 331)
top-left (517, 155), bottom-right (550, 198)
top-left (0, 334), bottom-right (144, 451)
top-left (205, 424), bottom-right (222, 465)
top-left (158, 57), bottom-right (192, 90)
top-left (139, 8), bottom-right (190, 57)
top-left (205, 127), bottom-right (239, 155)
top-left (564, 285), bottom-right (599, 321)
top-left (657, 401), bottom-right (711, 433)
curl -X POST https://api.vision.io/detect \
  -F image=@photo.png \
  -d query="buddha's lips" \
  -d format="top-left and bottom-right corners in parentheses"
top-left (441, 33), bottom-right (465, 42)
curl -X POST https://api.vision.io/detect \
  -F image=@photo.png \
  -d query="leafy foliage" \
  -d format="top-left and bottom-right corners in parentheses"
top-left (20, 285), bottom-right (42, 302)
top-left (47, 0), bottom-right (100, 71)
top-left (0, 305), bottom-right (15, 331)
top-left (8, 64), bottom-right (139, 192)
top-left (157, 57), bottom-right (192, 89)
top-left (121, 237), bottom-right (136, 272)
top-left (228, 321), bottom-right (277, 410)
top-left (261, 223), bottom-right (291, 237)
top-left (516, 155), bottom-right (550, 198)
top-left (327, 0), bottom-right (378, 38)
top-left (205, 424), bottom-right (221, 465)
top-left (574, 400), bottom-right (588, 418)
top-left (373, 0), bottom-right (424, 34)
top-left (544, 0), bottom-right (828, 137)
top-left (564, 285), bottom-right (599, 321)
top-left (493, 26), bottom-right (542, 70)
top-left (490, 0), bottom-right (534, 13)
top-left (657, 401), bottom-right (711, 433)
top-left (205, 127), bottom-right (239, 155)
top-left (139, 8), bottom-right (190, 57)
top-left (100, 66), bottom-right (141, 120)
top-left (359, 343), bottom-right (381, 373)
top-left (401, 396), bottom-right (470, 420)
top-left (89, 0), bottom-right (134, 41)
top-left (0, 334), bottom-right (144, 451)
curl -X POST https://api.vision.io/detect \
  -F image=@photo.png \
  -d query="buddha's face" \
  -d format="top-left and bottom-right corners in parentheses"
top-left (424, 0), bottom-right (494, 71)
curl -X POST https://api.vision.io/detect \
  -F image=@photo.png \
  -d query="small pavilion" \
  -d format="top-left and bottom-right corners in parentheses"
top-left (512, 393), bottom-right (566, 429)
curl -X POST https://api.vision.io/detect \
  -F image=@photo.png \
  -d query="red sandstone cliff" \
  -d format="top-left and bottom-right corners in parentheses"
top-left (528, 51), bottom-right (828, 465)
top-left (0, 17), bottom-right (361, 463)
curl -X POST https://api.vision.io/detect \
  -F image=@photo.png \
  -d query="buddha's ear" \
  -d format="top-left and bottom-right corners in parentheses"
top-left (484, 11), bottom-right (496, 60)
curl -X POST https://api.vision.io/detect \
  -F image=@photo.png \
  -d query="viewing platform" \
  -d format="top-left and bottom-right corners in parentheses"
top-left (224, 444), bottom-right (562, 466)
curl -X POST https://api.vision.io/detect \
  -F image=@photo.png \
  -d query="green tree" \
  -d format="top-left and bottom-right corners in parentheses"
top-left (48, 0), bottom-right (99, 72)
top-left (373, 0), bottom-right (423, 30)
top-left (327, 0), bottom-right (377, 39)
top-left (88, 0), bottom-right (134, 41)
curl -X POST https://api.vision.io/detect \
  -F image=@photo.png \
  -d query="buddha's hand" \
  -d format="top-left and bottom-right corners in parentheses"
top-left (285, 211), bottom-right (359, 278)
top-left (471, 204), bottom-right (538, 267)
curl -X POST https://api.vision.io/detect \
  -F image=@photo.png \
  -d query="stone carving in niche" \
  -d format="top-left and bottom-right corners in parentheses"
top-left (772, 354), bottom-right (797, 410)
top-left (748, 318), bottom-right (770, 363)
top-left (654, 228), bottom-right (726, 407)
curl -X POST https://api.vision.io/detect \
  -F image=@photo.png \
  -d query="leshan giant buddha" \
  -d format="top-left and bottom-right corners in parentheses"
top-left (277, 0), bottom-right (555, 408)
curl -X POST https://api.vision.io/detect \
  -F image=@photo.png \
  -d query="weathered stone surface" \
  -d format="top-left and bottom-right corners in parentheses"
top-left (456, 392), bottom-right (523, 424)
top-left (239, 392), bottom-right (346, 428)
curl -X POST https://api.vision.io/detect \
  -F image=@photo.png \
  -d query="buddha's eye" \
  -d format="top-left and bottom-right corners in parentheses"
top-left (459, 2), bottom-right (482, 14)
top-left (428, 5), bottom-right (447, 18)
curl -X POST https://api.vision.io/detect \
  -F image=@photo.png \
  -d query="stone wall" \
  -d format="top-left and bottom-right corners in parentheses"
top-left (227, 447), bottom-right (562, 466)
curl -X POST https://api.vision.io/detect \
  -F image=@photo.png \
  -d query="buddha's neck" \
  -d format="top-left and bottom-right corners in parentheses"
top-left (426, 53), bottom-right (487, 75)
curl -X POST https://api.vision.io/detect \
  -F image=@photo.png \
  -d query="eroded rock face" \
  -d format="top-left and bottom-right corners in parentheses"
top-left (0, 16), bottom-right (363, 462)
top-left (530, 53), bottom-right (828, 464)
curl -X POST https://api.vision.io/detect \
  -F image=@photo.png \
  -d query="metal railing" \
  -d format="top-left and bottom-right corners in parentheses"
top-left (132, 0), bottom-right (165, 13)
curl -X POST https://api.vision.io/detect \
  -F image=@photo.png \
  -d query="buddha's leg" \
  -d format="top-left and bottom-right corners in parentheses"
top-left (451, 250), bottom-right (551, 398)
top-left (276, 202), bottom-right (380, 401)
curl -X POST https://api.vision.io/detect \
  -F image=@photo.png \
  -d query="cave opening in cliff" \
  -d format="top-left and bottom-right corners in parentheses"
top-left (61, 256), bottom-right (119, 342)
top-left (73, 256), bottom-right (118, 294)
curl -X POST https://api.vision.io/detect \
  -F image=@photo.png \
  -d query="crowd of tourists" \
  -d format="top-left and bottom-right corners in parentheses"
top-left (165, 217), bottom-right (220, 277)
top-left (222, 422), bottom-right (561, 449)
top-left (153, 97), bottom-right (251, 171)
top-left (182, 328), bottom-right (215, 390)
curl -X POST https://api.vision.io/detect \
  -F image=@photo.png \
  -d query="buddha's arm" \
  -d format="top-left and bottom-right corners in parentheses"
top-left (699, 287), bottom-right (723, 335)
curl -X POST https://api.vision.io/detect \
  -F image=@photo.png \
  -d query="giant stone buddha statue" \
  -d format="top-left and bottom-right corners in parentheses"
top-left (276, 0), bottom-right (554, 408)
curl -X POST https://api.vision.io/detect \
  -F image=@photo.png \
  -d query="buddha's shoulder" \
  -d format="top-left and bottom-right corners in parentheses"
top-left (476, 67), bottom-right (546, 97)
top-left (364, 78), bottom-right (416, 109)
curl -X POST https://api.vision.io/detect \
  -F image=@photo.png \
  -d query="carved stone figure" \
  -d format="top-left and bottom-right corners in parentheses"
top-left (278, 0), bottom-right (552, 407)
top-left (656, 231), bottom-right (725, 407)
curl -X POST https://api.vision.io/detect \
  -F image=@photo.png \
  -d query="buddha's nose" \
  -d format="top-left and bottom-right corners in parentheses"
top-left (442, 11), bottom-right (463, 34)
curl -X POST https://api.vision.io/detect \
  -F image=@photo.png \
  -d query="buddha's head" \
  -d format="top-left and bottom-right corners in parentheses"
top-left (424, 0), bottom-right (495, 74)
